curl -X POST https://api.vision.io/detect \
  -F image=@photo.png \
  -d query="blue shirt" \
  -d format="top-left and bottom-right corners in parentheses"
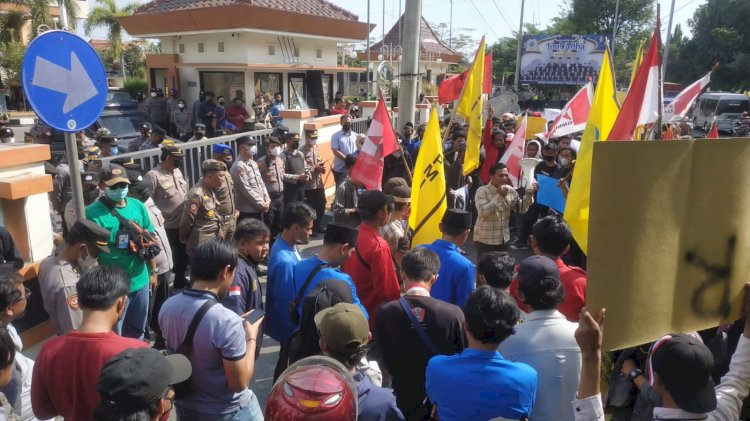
top-left (331, 129), bottom-right (358, 173)
top-left (405, 137), bottom-right (421, 159)
top-left (158, 289), bottom-right (252, 414)
top-left (292, 256), bottom-right (368, 320)
top-left (426, 348), bottom-right (537, 421)
top-left (266, 237), bottom-right (301, 342)
top-left (354, 372), bottom-right (405, 421)
top-left (422, 240), bottom-right (475, 306)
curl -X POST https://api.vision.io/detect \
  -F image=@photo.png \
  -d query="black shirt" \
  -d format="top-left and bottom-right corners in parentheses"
top-left (375, 295), bottom-right (466, 419)
top-left (535, 160), bottom-right (564, 179)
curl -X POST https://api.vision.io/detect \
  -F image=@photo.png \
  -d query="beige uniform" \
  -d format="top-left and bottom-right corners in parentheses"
top-left (215, 170), bottom-right (237, 239)
top-left (144, 164), bottom-right (189, 229)
top-left (37, 255), bottom-right (82, 335)
top-left (179, 185), bottom-right (221, 255)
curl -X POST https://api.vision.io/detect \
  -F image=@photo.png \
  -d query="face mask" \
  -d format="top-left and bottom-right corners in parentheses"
top-left (269, 146), bottom-right (281, 156)
top-left (544, 155), bottom-right (555, 162)
top-left (178, 103), bottom-right (185, 109)
top-left (342, 124), bottom-right (351, 132)
top-left (172, 158), bottom-right (183, 168)
top-left (150, 92), bottom-right (157, 98)
top-left (77, 244), bottom-right (98, 274)
top-left (106, 186), bottom-right (129, 201)
top-left (219, 101), bottom-right (225, 106)
top-left (110, 146), bottom-right (119, 155)
top-left (158, 410), bottom-right (171, 421)
top-left (249, 145), bottom-right (258, 156)
top-left (559, 158), bottom-right (570, 167)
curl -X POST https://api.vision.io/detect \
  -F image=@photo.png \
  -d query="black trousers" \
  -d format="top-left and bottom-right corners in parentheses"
top-left (165, 228), bottom-right (188, 289)
top-left (267, 193), bottom-right (285, 240)
top-left (333, 170), bottom-right (345, 187)
top-left (238, 212), bottom-right (263, 225)
top-left (283, 183), bottom-right (305, 203)
top-left (148, 272), bottom-right (171, 346)
top-left (305, 188), bottom-right (326, 231)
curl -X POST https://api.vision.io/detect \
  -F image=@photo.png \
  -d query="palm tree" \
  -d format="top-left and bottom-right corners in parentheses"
top-left (85, 0), bottom-right (140, 77)
top-left (0, 11), bottom-right (26, 43)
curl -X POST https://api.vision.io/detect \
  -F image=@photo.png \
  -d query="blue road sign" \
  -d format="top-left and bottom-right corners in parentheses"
top-left (21, 31), bottom-right (107, 132)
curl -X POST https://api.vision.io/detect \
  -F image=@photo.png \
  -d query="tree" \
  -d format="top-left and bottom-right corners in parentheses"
top-left (26, 0), bottom-right (79, 38)
top-left (84, 0), bottom-right (140, 76)
top-left (428, 21), bottom-right (477, 59)
top-left (0, 11), bottom-right (25, 43)
top-left (123, 43), bottom-right (146, 78)
top-left (0, 41), bottom-right (26, 85)
top-left (670, 0), bottom-right (750, 91)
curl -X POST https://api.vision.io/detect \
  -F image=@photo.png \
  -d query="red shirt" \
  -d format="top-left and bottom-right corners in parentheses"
top-left (509, 258), bottom-right (587, 322)
top-left (331, 107), bottom-right (348, 115)
top-left (226, 105), bottom-right (249, 130)
top-left (342, 223), bottom-right (400, 329)
top-left (31, 331), bottom-right (148, 421)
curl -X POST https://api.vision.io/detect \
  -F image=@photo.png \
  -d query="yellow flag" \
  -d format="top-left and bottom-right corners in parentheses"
top-left (563, 47), bottom-right (619, 254)
top-left (630, 39), bottom-right (647, 88)
top-left (409, 107), bottom-right (447, 248)
top-left (456, 37), bottom-right (485, 176)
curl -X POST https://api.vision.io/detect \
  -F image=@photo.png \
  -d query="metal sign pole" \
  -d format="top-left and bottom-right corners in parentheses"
top-left (64, 132), bottom-right (86, 220)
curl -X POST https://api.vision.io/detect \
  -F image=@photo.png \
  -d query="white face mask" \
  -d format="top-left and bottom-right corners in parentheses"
top-left (178, 103), bottom-right (185, 109)
top-left (150, 92), bottom-right (157, 98)
top-left (269, 146), bottom-right (281, 156)
top-left (249, 145), bottom-right (258, 156)
top-left (559, 158), bottom-right (570, 167)
top-left (77, 244), bottom-right (98, 274)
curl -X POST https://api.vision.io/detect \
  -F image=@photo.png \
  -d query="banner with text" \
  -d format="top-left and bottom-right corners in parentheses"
top-left (520, 35), bottom-right (607, 85)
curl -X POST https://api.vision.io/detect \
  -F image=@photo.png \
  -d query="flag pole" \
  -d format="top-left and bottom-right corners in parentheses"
top-left (441, 36), bottom-right (485, 146)
top-left (655, 4), bottom-right (663, 140)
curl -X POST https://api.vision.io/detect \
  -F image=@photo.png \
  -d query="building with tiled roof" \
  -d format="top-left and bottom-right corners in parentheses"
top-left (118, 0), bottom-right (373, 114)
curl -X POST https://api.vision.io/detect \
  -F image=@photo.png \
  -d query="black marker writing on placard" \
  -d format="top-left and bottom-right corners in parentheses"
top-left (685, 236), bottom-right (735, 319)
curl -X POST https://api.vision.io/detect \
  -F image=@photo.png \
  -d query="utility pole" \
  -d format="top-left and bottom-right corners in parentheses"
top-left (513, 0), bottom-right (525, 90)
top-left (662, 0), bottom-right (676, 80)
top-left (398, 0), bottom-right (422, 129)
top-left (367, 0), bottom-right (371, 98)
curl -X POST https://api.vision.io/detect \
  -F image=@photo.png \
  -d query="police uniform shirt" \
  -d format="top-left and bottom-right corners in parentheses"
top-left (37, 255), bottom-right (82, 335)
top-left (144, 197), bottom-right (173, 275)
top-left (257, 155), bottom-right (285, 194)
top-left (230, 159), bottom-right (269, 213)
top-left (299, 144), bottom-right (324, 190)
top-left (145, 164), bottom-right (189, 230)
top-left (179, 185), bottom-right (220, 255)
top-left (53, 163), bottom-right (72, 212)
top-left (127, 136), bottom-right (148, 152)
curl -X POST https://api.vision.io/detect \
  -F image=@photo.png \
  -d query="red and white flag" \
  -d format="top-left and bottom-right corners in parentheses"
top-left (438, 53), bottom-right (493, 104)
top-left (499, 116), bottom-right (527, 187)
top-left (664, 70), bottom-right (713, 122)
top-left (608, 23), bottom-right (661, 141)
top-left (546, 82), bottom-right (593, 139)
top-left (350, 96), bottom-right (399, 190)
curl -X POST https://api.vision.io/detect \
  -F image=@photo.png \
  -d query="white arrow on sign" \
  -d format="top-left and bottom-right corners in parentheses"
top-left (32, 51), bottom-right (99, 114)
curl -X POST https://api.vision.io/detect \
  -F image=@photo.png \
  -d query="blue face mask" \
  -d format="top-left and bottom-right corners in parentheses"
top-left (106, 186), bottom-right (129, 201)
top-left (110, 146), bottom-right (119, 155)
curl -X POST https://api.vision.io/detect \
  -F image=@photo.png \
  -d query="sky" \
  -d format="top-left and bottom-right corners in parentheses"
top-left (88, 0), bottom-right (703, 50)
top-left (327, 0), bottom-right (702, 50)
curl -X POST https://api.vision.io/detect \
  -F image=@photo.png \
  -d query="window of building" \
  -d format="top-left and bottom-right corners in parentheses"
top-left (178, 43), bottom-right (185, 53)
top-left (315, 48), bottom-right (323, 59)
top-left (218, 41), bottom-right (225, 53)
top-left (255, 72), bottom-right (282, 99)
top-left (198, 42), bottom-right (205, 53)
top-left (293, 46), bottom-right (300, 57)
top-left (267, 44), bottom-right (276, 56)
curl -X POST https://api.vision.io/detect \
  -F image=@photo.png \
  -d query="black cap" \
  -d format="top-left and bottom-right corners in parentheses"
top-left (403, 122), bottom-right (414, 128)
top-left (266, 136), bottom-right (281, 146)
top-left (126, 169), bottom-right (144, 184)
top-left (324, 223), bottom-right (358, 246)
top-left (68, 220), bottom-right (111, 253)
top-left (236, 135), bottom-right (257, 146)
top-left (96, 348), bottom-right (191, 414)
top-left (110, 157), bottom-right (139, 169)
top-left (650, 334), bottom-right (717, 413)
top-left (81, 171), bottom-right (99, 186)
top-left (100, 164), bottom-right (130, 186)
top-left (0, 128), bottom-right (13, 138)
top-left (151, 127), bottom-right (166, 138)
top-left (357, 190), bottom-right (394, 216)
top-left (97, 136), bottom-right (116, 145)
top-left (273, 125), bottom-right (289, 138)
top-left (441, 209), bottom-right (472, 230)
top-left (517, 255), bottom-right (560, 286)
top-left (141, 123), bottom-right (152, 131)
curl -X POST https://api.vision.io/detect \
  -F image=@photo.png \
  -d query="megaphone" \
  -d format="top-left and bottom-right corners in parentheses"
top-left (518, 158), bottom-right (542, 188)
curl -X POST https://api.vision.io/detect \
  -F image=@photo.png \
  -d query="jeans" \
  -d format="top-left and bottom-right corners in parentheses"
top-left (176, 395), bottom-right (264, 421)
top-left (116, 285), bottom-right (149, 340)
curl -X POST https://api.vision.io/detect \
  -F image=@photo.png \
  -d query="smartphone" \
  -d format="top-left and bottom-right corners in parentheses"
top-left (244, 309), bottom-right (265, 324)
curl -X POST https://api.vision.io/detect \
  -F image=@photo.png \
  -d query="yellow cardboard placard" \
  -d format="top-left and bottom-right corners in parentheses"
top-left (526, 117), bottom-right (548, 140)
top-left (587, 139), bottom-right (750, 351)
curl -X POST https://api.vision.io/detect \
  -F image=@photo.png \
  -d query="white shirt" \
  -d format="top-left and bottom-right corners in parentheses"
top-left (499, 310), bottom-right (581, 421)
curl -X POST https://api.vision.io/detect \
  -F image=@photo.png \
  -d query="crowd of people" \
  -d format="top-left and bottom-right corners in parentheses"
top-left (0, 95), bottom-right (748, 421)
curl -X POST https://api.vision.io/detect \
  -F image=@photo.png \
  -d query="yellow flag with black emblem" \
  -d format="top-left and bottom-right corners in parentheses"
top-left (409, 107), bottom-right (447, 248)
top-left (456, 37), bottom-right (485, 176)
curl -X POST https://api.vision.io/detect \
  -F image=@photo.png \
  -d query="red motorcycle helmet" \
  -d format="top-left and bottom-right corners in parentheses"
top-left (265, 355), bottom-right (358, 421)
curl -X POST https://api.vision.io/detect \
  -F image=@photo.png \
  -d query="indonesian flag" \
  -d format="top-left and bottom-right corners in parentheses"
top-left (499, 116), bottom-right (527, 187)
top-left (707, 118), bottom-right (719, 139)
top-left (546, 82), bottom-right (593, 139)
top-left (608, 22), bottom-right (661, 141)
top-left (350, 96), bottom-right (399, 190)
top-left (438, 53), bottom-right (493, 104)
top-left (664, 69), bottom-right (713, 122)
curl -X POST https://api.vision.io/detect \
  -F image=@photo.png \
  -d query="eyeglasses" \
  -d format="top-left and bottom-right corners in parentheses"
top-left (111, 182), bottom-right (128, 189)
top-left (14, 287), bottom-right (31, 304)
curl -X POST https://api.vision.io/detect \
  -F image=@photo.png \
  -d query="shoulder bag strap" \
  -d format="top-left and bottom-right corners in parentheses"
top-left (100, 197), bottom-right (138, 231)
top-left (177, 298), bottom-right (218, 356)
top-left (354, 247), bottom-right (371, 270)
top-left (290, 263), bottom-right (328, 321)
top-left (399, 297), bottom-right (440, 356)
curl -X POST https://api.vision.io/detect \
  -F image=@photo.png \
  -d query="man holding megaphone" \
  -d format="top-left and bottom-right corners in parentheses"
top-left (473, 162), bottom-right (536, 260)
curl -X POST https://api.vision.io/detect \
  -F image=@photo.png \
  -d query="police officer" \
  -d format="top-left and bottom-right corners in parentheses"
top-left (212, 144), bottom-right (238, 240)
top-left (0, 127), bottom-right (14, 143)
top-left (139, 127), bottom-right (166, 150)
top-left (145, 145), bottom-right (189, 289)
top-left (257, 137), bottom-right (286, 238)
top-left (97, 135), bottom-right (119, 157)
top-left (189, 124), bottom-right (207, 142)
top-left (128, 123), bottom-right (152, 152)
top-left (282, 132), bottom-right (309, 203)
top-left (231, 136), bottom-right (270, 223)
top-left (179, 159), bottom-right (225, 256)
top-left (301, 129), bottom-right (326, 233)
top-left (64, 171), bottom-right (101, 230)
top-left (37, 219), bottom-right (111, 335)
